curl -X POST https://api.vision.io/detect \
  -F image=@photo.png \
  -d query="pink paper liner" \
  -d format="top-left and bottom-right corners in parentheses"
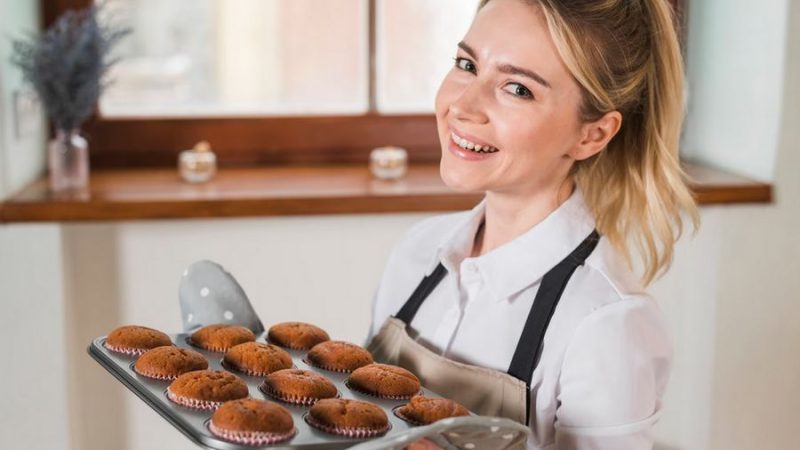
top-left (304, 413), bottom-right (390, 438)
top-left (104, 342), bottom-right (149, 356)
top-left (166, 387), bottom-right (229, 411)
top-left (345, 379), bottom-right (421, 400)
top-left (392, 406), bottom-right (425, 426)
top-left (266, 338), bottom-right (315, 351)
top-left (133, 365), bottom-right (179, 381)
top-left (208, 421), bottom-right (296, 446)
top-left (258, 383), bottom-right (337, 406)
top-left (303, 357), bottom-right (358, 374)
top-left (220, 359), bottom-right (292, 378)
top-left (188, 340), bottom-right (235, 353)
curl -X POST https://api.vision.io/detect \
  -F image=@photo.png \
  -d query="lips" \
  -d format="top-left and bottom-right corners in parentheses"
top-left (449, 128), bottom-right (499, 153)
top-left (446, 133), bottom-right (498, 161)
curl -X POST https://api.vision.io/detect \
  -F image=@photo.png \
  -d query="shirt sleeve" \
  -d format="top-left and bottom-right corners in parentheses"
top-left (554, 297), bottom-right (672, 450)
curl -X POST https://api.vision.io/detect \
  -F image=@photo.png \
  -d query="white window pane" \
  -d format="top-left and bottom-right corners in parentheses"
top-left (97, 0), bottom-right (368, 117)
top-left (376, 0), bottom-right (480, 114)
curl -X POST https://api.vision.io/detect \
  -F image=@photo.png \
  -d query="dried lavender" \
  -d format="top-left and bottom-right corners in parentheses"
top-left (9, 5), bottom-right (129, 130)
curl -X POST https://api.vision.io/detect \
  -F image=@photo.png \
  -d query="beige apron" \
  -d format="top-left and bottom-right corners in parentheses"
top-left (367, 230), bottom-right (600, 433)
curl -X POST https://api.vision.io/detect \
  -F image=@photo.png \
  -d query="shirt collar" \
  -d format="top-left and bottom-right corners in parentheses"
top-left (424, 200), bottom-right (486, 276)
top-left (426, 187), bottom-right (597, 302)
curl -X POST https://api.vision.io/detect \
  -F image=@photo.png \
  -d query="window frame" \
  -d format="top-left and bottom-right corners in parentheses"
top-left (43, 0), bottom-right (687, 168)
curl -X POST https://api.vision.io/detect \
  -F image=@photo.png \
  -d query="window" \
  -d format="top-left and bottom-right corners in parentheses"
top-left (42, 0), bottom-right (686, 168)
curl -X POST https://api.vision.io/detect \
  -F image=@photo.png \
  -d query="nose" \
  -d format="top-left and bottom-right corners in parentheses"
top-left (448, 82), bottom-right (489, 125)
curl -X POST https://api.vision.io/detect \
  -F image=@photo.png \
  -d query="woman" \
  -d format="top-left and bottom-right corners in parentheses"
top-left (367, 0), bottom-right (699, 449)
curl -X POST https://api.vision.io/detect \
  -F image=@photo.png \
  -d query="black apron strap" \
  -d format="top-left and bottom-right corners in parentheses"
top-left (392, 229), bottom-right (600, 426)
top-left (395, 262), bottom-right (448, 324)
top-left (506, 230), bottom-right (600, 423)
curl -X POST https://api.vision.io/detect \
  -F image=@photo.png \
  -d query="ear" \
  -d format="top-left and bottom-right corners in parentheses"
top-left (568, 111), bottom-right (622, 161)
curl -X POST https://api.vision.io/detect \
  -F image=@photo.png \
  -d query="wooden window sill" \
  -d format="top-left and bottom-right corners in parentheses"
top-left (0, 162), bottom-right (773, 223)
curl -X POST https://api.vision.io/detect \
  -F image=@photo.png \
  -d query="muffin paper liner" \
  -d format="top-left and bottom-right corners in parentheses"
top-left (188, 340), bottom-right (234, 353)
top-left (304, 414), bottom-right (390, 438)
top-left (166, 388), bottom-right (228, 411)
top-left (221, 359), bottom-right (292, 378)
top-left (104, 342), bottom-right (148, 356)
top-left (392, 406), bottom-right (426, 426)
top-left (133, 365), bottom-right (179, 381)
top-left (208, 421), bottom-right (296, 446)
top-left (266, 339), bottom-right (315, 351)
top-left (345, 380), bottom-right (421, 400)
top-left (304, 358), bottom-right (358, 374)
top-left (258, 383), bottom-right (332, 406)
top-left (259, 383), bottom-right (337, 406)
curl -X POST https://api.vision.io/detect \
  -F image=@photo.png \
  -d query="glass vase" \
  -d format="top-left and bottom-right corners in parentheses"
top-left (48, 129), bottom-right (89, 193)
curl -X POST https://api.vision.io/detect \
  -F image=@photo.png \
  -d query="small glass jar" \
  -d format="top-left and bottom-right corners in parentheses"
top-left (179, 141), bottom-right (217, 183)
top-left (48, 128), bottom-right (89, 193)
top-left (369, 146), bottom-right (408, 180)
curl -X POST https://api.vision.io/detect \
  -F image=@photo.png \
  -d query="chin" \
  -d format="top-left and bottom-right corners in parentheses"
top-left (439, 158), bottom-right (488, 193)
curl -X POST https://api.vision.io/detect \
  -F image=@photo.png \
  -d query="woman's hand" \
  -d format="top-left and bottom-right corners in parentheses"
top-left (405, 438), bottom-right (446, 450)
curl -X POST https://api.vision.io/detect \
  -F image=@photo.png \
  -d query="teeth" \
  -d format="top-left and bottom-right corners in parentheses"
top-left (451, 132), bottom-right (498, 153)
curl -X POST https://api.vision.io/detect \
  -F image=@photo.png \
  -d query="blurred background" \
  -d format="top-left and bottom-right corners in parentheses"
top-left (0, 0), bottom-right (798, 449)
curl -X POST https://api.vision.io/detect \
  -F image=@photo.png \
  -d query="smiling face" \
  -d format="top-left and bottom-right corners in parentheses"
top-left (435, 0), bottom-right (588, 195)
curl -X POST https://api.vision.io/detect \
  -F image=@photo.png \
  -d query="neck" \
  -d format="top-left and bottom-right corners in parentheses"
top-left (472, 180), bottom-right (575, 257)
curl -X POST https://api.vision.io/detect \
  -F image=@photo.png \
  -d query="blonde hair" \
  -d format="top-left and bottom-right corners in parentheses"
top-left (478, 0), bottom-right (700, 286)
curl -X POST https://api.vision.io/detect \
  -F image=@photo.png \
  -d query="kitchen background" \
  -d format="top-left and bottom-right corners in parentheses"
top-left (0, 0), bottom-right (798, 449)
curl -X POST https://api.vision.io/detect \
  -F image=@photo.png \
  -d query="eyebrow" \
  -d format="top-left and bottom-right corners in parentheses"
top-left (458, 41), bottom-right (552, 89)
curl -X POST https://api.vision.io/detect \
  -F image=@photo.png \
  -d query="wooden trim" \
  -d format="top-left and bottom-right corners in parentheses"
top-left (0, 162), bottom-right (773, 223)
top-left (83, 114), bottom-right (440, 167)
top-left (42, 0), bottom-right (89, 28)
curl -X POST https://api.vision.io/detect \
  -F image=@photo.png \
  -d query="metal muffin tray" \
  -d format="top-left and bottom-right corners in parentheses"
top-left (88, 333), bottom-right (460, 450)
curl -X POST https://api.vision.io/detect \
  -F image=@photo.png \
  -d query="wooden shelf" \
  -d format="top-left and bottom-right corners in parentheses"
top-left (0, 162), bottom-right (772, 223)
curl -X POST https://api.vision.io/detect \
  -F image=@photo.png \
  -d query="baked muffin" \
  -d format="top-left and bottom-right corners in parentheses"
top-left (190, 324), bottom-right (256, 352)
top-left (104, 325), bottom-right (172, 356)
top-left (267, 322), bottom-right (329, 350)
top-left (223, 342), bottom-right (293, 377)
top-left (209, 399), bottom-right (296, 446)
top-left (134, 346), bottom-right (208, 380)
top-left (306, 398), bottom-right (390, 438)
top-left (260, 369), bottom-right (337, 406)
top-left (348, 364), bottom-right (421, 399)
top-left (307, 341), bottom-right (373, 373)
top-left (395, 395), bottom-right (470, 425)
top-left (167, 370), bottom-right (249, 410)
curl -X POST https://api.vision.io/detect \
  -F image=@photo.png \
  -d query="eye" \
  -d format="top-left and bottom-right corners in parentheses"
top-left (453, 56), bottom-right (477, 74)
top-left (503, 82), bottom-right (534, 100)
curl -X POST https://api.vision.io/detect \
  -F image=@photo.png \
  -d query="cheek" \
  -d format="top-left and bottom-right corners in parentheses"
top-left (494, 109), bottom-right (576, 159)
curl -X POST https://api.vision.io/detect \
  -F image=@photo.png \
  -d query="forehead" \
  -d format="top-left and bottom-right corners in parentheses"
top-left (466, 0), bottom-right (571, 88)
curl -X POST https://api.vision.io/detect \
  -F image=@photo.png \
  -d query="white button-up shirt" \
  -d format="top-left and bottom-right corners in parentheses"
top-left (368, 188), bottom-right (671, 450)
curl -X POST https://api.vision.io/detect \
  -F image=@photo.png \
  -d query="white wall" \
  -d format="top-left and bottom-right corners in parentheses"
top-left (682, 0), bottom-right (789, 182)
top-left (0, 1), bottom-right (68, 450)
top-left (2, 0), bottom-right (800, 449)
top-left (703, 0), bottom-right (800, 446)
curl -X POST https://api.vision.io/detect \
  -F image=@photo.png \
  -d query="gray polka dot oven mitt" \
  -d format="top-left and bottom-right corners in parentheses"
top-left (349, 416), bottom-right (530, 450)
top-left (178, 260), bottom-right (265, 334)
